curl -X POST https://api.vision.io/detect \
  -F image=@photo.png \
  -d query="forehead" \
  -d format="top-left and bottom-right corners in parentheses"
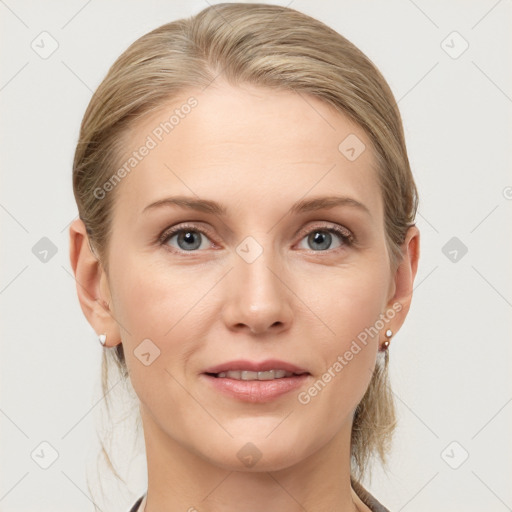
top-left (112, 80), bottom-right (382, 222)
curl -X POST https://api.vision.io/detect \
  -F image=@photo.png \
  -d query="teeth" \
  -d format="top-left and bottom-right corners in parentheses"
top-left (216, 369), bottom-right (294, 380)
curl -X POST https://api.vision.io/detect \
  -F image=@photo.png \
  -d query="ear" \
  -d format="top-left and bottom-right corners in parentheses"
top-left (384, 225), bottom-right (420, 332)
top-left (68, 218), bottom-right (121, 347)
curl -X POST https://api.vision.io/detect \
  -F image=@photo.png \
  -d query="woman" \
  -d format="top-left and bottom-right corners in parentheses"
top-left (69, 3), bottom-right (420, 511)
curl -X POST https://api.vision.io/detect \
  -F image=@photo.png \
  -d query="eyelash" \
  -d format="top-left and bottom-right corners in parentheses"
top-left (157, 222), bottom-right (355, 254)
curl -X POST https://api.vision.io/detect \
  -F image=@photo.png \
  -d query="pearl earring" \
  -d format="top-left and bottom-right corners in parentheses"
top-left (98, 334), bottom-right (107, 346)
top-left (380, 329), bottom-right (393, 351)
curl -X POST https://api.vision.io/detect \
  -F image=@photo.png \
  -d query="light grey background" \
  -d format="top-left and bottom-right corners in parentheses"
top-left (1, 1), bottom-right (511, 511)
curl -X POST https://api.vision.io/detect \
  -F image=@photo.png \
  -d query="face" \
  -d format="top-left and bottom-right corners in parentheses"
top-left (92, 80), bottom-right (406, 471)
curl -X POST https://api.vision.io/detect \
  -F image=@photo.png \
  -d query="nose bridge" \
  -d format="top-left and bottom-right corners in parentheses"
top-left (235, 232), bottom-right (282, 301)
top-left (222, 232), bottom-right (291, 333)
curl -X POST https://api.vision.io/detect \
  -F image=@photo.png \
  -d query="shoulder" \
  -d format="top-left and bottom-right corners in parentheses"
top-left (351, 477), bottom-right (391, 512)
top-left (128, 494), bottom-right (144, 512)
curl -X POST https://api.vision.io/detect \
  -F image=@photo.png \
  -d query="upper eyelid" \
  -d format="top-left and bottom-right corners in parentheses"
top-left (159, 223), bottom-right (214, 242)
top-left (295, 221), bottom-right (352, 239)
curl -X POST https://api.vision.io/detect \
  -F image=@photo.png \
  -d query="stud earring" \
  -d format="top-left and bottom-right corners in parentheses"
top-left (98, 334), bottom-right (107, 346)
top-left (380, 329), bottom-right (393, 351)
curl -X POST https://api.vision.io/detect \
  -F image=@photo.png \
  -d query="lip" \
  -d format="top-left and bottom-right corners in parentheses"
top-left (202, 359), bottom-right (309, 375)
top-left (200, 359), bottom-right (311, 403)
top-left (200, 373), bottom-right (311, 403)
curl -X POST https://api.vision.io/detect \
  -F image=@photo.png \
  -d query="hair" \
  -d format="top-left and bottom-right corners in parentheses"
top-left (72, 2), bottom-right (418, 503)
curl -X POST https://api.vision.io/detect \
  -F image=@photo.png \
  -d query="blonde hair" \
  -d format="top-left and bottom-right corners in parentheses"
top-left (72, 2), bottom-right (418, 501)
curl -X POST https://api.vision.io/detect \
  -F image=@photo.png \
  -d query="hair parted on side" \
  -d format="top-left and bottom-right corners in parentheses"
top-left (72, 2), bottom-right (418, 500)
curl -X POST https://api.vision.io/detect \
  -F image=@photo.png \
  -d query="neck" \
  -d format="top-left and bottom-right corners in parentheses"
top-left (138, 406), bottom-right (366, 512)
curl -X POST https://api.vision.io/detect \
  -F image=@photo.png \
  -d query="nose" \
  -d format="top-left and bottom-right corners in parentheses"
top-left (221, 245), bottom-right (293, 335)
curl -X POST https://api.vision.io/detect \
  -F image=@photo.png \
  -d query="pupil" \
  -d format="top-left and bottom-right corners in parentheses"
top-left (310, 231), bottom-right (331, 250)
top-left (179, 231), bottom-right (200, 250)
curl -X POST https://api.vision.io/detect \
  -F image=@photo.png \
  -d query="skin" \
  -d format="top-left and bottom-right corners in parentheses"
top-left (69, 79), bottom-right (419, 512)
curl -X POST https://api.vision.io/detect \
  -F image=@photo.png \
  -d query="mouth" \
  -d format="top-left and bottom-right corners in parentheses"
top-left (205, 369), bottom-right (309, 380)
top-left (201, 359), bottom-right (311, 402)
top-left (202, 359), bottom-right (310, 379)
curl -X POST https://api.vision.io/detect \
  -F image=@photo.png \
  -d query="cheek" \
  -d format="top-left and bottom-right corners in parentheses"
top-left (293, 262), bottom-right (389, 409)
top-left (108, 255), bottom-right (198, 389)
top-left (112, 253), bottom-right (207, 337)
top-left (298, 260), bottom-right (389, 345)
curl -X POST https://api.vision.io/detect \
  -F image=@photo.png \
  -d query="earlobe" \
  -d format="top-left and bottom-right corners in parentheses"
top-left (69, 218), bottom-right (120, 346)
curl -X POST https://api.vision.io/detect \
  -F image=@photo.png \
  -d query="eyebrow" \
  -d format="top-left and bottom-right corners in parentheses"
top-left (142, 195), bottom-right (371, 217)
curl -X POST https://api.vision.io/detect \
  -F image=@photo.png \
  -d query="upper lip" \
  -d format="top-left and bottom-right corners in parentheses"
top-left (203, 359), bottom-right (309, 375)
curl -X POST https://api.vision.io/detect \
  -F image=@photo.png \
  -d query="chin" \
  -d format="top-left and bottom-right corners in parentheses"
top-left (198, 435), bottom-right (308, 473)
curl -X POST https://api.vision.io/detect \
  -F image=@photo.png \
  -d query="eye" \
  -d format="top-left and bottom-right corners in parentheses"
top-left (158, 222), bottom-right (354, 254)
top-left (159, 224), bottom-right (213, 252)
top-left (296, 224), bottom-right (354, 252)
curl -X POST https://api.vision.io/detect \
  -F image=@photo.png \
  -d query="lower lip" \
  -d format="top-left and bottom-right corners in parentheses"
top-left (201, 373), bottom-right (310, 403)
